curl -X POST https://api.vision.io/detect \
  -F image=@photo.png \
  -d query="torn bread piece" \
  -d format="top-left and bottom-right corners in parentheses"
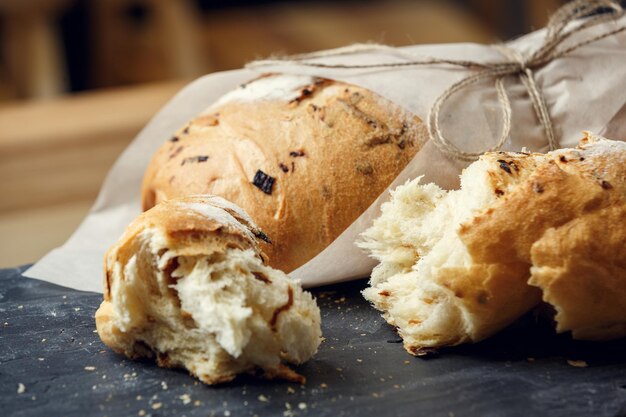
top-left (359, 152), bottom-right (543, 353)
top-left (360, 133), bottom-right (626, 353)
top-left (95, 195), bottom-right (321, 384)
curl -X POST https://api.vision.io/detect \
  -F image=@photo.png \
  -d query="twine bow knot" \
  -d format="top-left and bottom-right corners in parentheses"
top-left (247, 0), bottom-right (626, 161)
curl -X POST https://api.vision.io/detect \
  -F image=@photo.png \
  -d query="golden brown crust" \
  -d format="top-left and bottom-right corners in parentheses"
top-left (530, 204), bottom-right (626, 340)
top-left (459, 133), bottom-right (626, 340)
top-left (475, 151), bottom-right (545, 199)
top-left (121, 195), bottom-right (262, 250)
top-left (460, 160), bottom-right (607, 264)
top-left (142, 75), bottom-right (426, 272)
top-left (460, 136), bottom-right (623, 265)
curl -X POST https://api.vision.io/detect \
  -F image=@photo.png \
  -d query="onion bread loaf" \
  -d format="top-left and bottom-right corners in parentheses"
top-left (359, 133), bottom-right (626, 354)
top-left (95, 195), bottom-right (321, 384)
top-left (141, 74), bottom-right (427, 272)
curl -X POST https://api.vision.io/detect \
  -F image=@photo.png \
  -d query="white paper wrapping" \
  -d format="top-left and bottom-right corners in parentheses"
top-left (24, 15), bottom-right (626, 292)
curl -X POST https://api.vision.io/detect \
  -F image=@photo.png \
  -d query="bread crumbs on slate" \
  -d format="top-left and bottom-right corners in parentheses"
top-left (567, 359), bottom-right (588, 368)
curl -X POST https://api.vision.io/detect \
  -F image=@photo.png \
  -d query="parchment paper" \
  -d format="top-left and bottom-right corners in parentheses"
top-left (24, 15), bottom-right (626, 292)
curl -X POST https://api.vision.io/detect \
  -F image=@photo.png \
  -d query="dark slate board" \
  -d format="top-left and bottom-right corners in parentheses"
top-left (1, 265), bottom-right (626, 417)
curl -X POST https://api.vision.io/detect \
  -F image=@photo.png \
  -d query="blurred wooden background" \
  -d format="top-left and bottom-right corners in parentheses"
top-left (0, 0), bottom-right (564, 267)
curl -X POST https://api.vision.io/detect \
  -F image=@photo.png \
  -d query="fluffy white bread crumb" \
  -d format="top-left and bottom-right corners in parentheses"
top-left (359, 152), bottom-right (544, 353)
top-left (96, 195), bottom-right (321, 384)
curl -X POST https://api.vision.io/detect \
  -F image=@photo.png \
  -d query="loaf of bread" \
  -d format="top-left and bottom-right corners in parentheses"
top-left (95, 195), bottom-right (322, 384)
top-left (141, 74), bottom-right (427, 272)
top-left (359, 133), bottom-right (626, 354)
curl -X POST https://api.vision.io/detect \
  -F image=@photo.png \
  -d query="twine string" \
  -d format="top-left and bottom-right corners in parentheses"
top-left (247, 0), bottom-right (626, 161)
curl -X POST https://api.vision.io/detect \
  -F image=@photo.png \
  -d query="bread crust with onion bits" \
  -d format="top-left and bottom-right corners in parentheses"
top-left (463, 133), bottom-right (626, 341)
top-left (360, 132), bottom-right (626, 354)
top-left (95, 195), bottom-right (322, 384)
top-left (142, 74), bottom-right (427, 273)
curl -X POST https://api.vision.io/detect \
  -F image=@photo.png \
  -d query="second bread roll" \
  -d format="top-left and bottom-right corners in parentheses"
top-left (142, 74), bottom-right (427, 272)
